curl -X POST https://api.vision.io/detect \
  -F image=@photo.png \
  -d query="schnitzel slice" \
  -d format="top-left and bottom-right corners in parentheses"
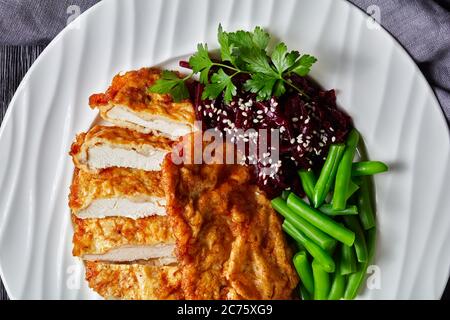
top-left (70, 125), bottom-right (172, 173)
top-left (72, 215), bottom-right (175, 264)
top-left (85, 262), bottom-right (183, 300)
top-left (162, 156), bottom-right (299, 300)
top-left (69, 168), bottom-right (166, 219)
top-left (89, 68), bottom-right (195, 140)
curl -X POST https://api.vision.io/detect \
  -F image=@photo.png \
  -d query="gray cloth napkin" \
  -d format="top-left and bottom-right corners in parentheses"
top-left (0, 0), bottom-right (99, 45)
top-left (349, 0), bottom-right (450, 125)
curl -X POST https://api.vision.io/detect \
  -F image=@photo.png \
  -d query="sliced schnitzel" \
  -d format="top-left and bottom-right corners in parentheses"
top-left (162, 154), bottom-right (299, 299)
top-left (72, 215), bottom-right (175, 264)
top-left (69, 168), bottom-right (166, 219)
top-left (85, 262), bottom-right (183, 300)
top-left (89, 68), bottom-right (195, 140)
top-left (70, 125), bottom-right (172, 173)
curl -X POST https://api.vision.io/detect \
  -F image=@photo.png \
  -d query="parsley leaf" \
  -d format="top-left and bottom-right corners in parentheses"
top-left (202, 69), bottom-right (237, 103)
top-left (189, 43), bottom-right (213, 84)
top-left (273, 80), bottom-right (287, 97)
top-left (241, 48), bottom-right (278, 77)
top-left (217, 24), bottom-right (235, 65)
top-left (244, 73), bottom-right (277, 101)
top-left (252, 26), bottom-right (270, 50)
top-left (290, 54), bottom-right (318, 77)
top-left (271, 43), bottom-right (300, 75)
top-left (148, 70), bottom-right (189, 102)
top-left (148, 25), bottom-right (317, 103)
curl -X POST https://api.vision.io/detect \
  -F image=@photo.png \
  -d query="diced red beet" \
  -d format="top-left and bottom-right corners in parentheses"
top-left (189, 73), bottom-right (352, 198)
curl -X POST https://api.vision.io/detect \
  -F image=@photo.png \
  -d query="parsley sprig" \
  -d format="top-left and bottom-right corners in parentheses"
top-left (149, 25), bottom-right (317, 103)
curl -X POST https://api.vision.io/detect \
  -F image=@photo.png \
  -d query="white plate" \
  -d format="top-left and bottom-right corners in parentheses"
top-left (0, 0), bottom-right (449, 300)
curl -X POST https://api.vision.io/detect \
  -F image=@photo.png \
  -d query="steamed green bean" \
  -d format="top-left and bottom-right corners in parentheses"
top-left (332, 129), bottom-right (360, 210)
top-left (293, 251), bottom-right (314, 295)
top-left (352, 161), bottom-right (388, 176)
top-left (272, 197), bottom-right (336, 251)
top-left (282, 220), bottom-right (335, 273)
top-left (319, 204), bottom-right (358, 216)
top-left (313, 144), bottom-right (345, 208)
top-left (298, 170), bottom-right (317, 203)
top-left (287, 193), bottom-right (355, 246)
top-left (312, 260), bottom-right (331, 300)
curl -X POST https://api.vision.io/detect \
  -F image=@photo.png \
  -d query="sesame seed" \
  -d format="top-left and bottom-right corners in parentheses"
top-left (257, 110), bottom-right (263, 114)
top-left (208, 112), bottom-right (213, 118)
top-left (253, 119), bottom-right (259, 124)
top-left (331, 136), bottom-right (336, 142)
top-left (197, 106), bottom-right (202, 111)
top-left (242, 112), bottom-right (248, 117)
top-left (290, 138), bottom-right (295, 144)
top-left (292, 117), bottom-right (299, 122)
top-left (280, 126), bottom-right (286, 133)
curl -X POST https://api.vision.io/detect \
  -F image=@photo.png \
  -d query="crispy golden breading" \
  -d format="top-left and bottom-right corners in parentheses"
top-left (162, 158), bottom-right (299, 300)
top-left (72, 215), bottom-right (174, 257)
top-left (70, 125), bottom-right (173, 173)
top-left (89, 68), bottom-right (195, 133)
top-left (69, 167), bottom-right (164, 214)
top-left (85, 262), bottom-right (183, 300)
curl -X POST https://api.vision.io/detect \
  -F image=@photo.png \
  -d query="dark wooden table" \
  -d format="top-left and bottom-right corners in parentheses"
top-left (0, 45), bottom-right (449, 300)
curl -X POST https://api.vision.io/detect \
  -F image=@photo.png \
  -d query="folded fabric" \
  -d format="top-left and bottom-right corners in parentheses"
top-left (349, 0), bottom-right (450, 123)
top-left (0, 0), bottom-right (99, 45)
